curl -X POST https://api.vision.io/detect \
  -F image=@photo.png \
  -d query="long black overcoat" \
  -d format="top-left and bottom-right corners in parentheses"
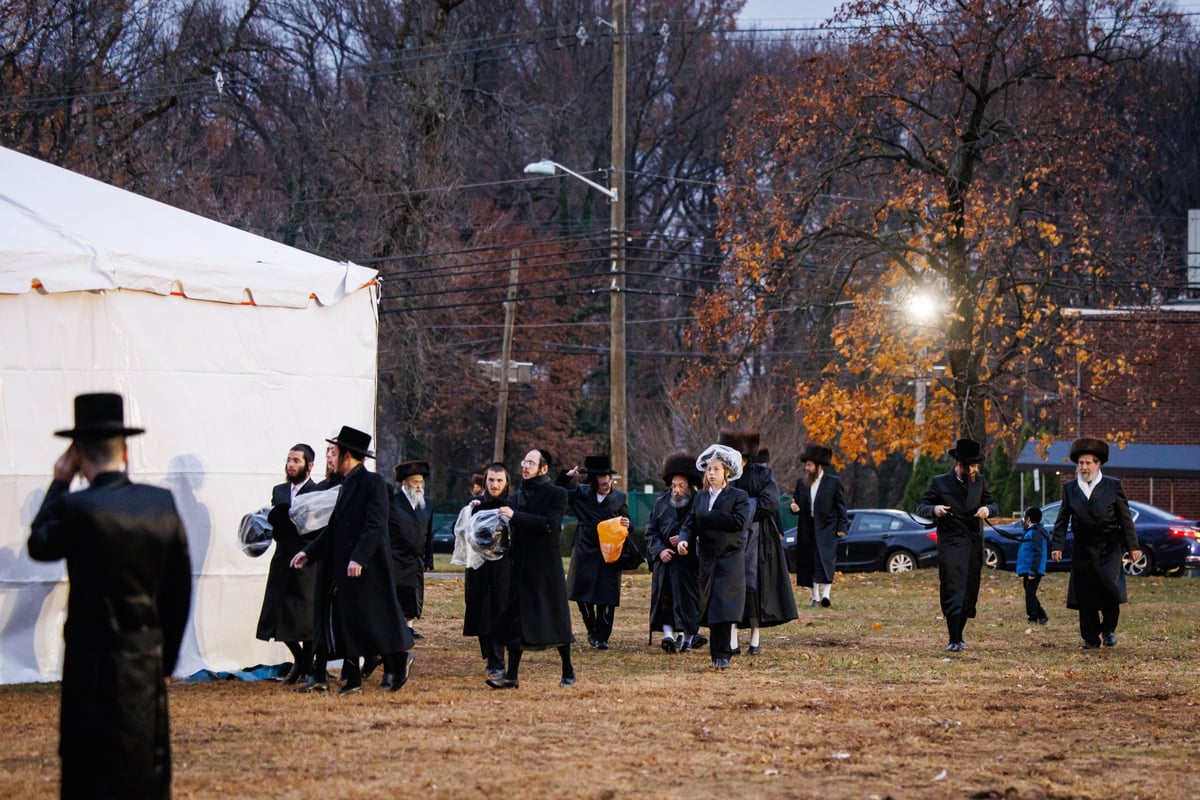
top-left (792, 473), bottom-right (850, 586)
top-left (303, 464), bottom-right (413, 658)
top-left (28, 472), bottom-right (192, 800)
top-left (736, 463), bottom-right (797, 627)
top-left (561, 476), bottom-right (630, 607)
top-left (387, 486), bottom-right (429, 619)
top-left (644, 491), bottom-right (701, 633)
top-left (680, 486), bottom-right (750, 626)
top-left (503, 474), bottom-right (574, 649)
top-left (1052, 477), bottom-right (1139, 610)
top-left (256, 478), bottom-right (321, 642)
top-left (916, 472), bottom-right (997, 620)
top-left (462, 493), bottom-right (512, 638)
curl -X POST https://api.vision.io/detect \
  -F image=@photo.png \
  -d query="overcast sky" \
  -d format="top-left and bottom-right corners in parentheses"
top-left (736, 0), bottom-right (844, 27)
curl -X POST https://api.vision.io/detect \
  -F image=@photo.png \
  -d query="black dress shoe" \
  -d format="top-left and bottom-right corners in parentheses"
top-left (278, 663), bottom-right (303, 684)
top-left (361, 654), bottom-right (382, 679)
top-left (715, 658), bottom-right (731, 670)
top-left (820, 597), bottom-right (831, 608)
top-left (747, 645), bottom-right (761, 656)
top-left (486, 676), bottom-right (519, 689)
top-left (1037, 616), bottom-right (1049, 626)
top-left (296, 678), bottom-right (329, 693)
top-left (390, 653), bottom-right (415, 692)
top-left (337, 682), bottom-right (363, 696)
top-left (692, 634), bottom-right (708, 648)
top-left (945, 643), bottom-right (961, 652)
top-left (380, 673), bottom-right (395, 690)
top-left (956, 641), bottom-right (968, 651)
top-left (1102, 632), bottom-right (1117, 647)
top-left (660, 636), bottom-right (679, 654)
top-left (1081, 640), bottom-right (1101, 650)
top-left (679, 641), bottom-right (692, 653)
top-left (559, 669), bottom-right (576, 688)
top-left (410, 629), bottom-right (423, 640)
top-left (587, 635), bottom-right (598, 648)
top-left (594, 640), bottom-right (609, 650)
top-left (729, 646), bottom-right (741, 657)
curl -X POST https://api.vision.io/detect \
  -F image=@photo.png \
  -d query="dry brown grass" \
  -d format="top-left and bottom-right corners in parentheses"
top-left (3, 568), bottom-right (1199, 799)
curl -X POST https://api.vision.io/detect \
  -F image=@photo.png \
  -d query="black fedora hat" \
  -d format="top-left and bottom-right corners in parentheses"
top-left (326, 425), bottom-right (374, 459)
top-left (581, 454), bottom-right (618, 476)
top-left (948, 438), bottom-right (985, 464)
top-left (55, 393), bottom-right (145, 439)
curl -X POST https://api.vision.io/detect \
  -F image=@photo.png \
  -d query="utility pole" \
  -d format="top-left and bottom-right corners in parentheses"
top-left (492, 249), bottom-right (520, 463)
top-left (610, 0), bottom-right (628, 483)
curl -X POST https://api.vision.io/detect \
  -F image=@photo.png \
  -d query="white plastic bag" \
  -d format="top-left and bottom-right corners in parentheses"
top-left (289, 486), bottom-right (340, 535)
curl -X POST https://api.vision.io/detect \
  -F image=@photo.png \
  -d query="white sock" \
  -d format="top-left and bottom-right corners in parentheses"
top-left (749, 627), bottom-right (761, 647)
top-left (822, 584), bottom-right (831, 600)
top-left (812, 587), bottom-right (821, 602)
top-left (681, 633), bottom-right (692, 644)
top-left (662, 625), bottom-right (674, 639)
top-left (730, 624), bottom-right (739, 649)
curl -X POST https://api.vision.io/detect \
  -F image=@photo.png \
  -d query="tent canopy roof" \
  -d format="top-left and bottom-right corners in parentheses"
top-left (0, 146), bottom-right (376, 309)
top-left (1015, 440), bottom-right (1200, 479)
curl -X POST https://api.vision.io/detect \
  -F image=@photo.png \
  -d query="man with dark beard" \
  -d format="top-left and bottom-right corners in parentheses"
top-left (389, 461), bottom-right (431, 644)
top-left (491, 448), bottom-right (576, 689)
top-left (457, 463), bottom-right (513, 678)
top-left (559, 454), bottom-right (630, 650)
top-left (916, 439), bottom-right (997, 652)
top-left (790, 443), bottom-right (849, 609)
top-left (645, 452), bottom-right (702, 653)
top-left (256, 444), bottom-right (322, 684)
top-left (291, 426), bottom-right (414, 694)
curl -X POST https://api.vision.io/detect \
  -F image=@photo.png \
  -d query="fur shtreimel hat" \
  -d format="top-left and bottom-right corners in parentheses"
top-left (947, 438), bottom-right (985, 464)
top-left (326, 425), bottom-right (374, 459)
top-left (55, 392), bottom-right (145, 439)
top-left (696, 443), bottom-right (743, 482)
top-left (717, 429), bottom-right (743, 454)
top-left (394, 460), bottom-right (431, 480)
top-left (800, 443), bottom-right (833, 466)
top-left (1069, 437), bottom-right (1110, 465)
top-left (661, 451), bottom-right (701, 486)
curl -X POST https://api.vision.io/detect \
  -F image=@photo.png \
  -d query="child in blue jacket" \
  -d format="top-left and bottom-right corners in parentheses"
top-left (1016, 506), bottom-right (1049, 624)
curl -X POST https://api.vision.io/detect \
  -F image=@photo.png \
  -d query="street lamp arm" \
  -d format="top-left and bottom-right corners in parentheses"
top-left (523, 159), bottom-right (618, 201)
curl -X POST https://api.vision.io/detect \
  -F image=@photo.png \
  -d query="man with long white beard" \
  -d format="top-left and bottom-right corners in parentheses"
top-left (645, 452), bottom-right (703, 653)
top-left (388, 461), bottom-right (432, 658)
top-left (916, 439), bottom-right (998, 652)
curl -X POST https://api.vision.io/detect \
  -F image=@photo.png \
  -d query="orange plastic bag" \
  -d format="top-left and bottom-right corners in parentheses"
top-left (597, 517), bottom-right (628, 564)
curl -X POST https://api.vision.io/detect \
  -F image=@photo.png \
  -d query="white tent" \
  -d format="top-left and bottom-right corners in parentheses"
top-left (0, 145), bottom-right (380, 683)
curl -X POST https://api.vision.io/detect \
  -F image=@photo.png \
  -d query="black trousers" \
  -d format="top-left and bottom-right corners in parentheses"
top-left (709, 622), bottom-right (733, 661)
top-left (577, 602), bottom-right (614, 644)
top-left (1079, 603), bottom-right (1120, 644)
top-left (1022, 576), bottom-right (1046, 620)
top-left (478, 635), bottom-right (505, 672)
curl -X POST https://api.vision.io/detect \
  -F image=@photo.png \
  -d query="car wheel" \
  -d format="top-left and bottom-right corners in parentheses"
top-left (1123, 548), bottom-right (1153, 577)
top-left (886, 550), bottom-right (917, 573)
top-left (983, 544), bottom-right (1003, 570)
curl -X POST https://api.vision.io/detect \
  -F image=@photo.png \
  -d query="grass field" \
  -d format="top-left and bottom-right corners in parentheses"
top-left (2, 567), bottom-right (1198, 799)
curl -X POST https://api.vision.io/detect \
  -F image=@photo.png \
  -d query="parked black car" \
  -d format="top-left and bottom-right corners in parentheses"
top-left (982, 500), bottom-right (1200, 576)
top-left (430, 512), bottom-right (458, 554)
top-left (783, 508), bottom-right (938, 574)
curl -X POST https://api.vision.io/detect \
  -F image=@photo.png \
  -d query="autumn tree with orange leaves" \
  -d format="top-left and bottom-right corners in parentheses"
top-left (703, 0), bottom-right (1184, 465)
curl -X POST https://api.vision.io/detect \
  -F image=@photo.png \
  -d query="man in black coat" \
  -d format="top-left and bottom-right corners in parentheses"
top-left (790, 442), bottom-right (850, 609)
top-left (291, 426), bottom-right (414, 694)
top-left (916, 438), bottom-right (998, 652)
top-left (645, 452), bottom-right (702, 653)
top-left (256, 443), bottom-right (321, 684)
top-left (560, 454), bottom-right (630, 649)
top-left (458, 463), bottom-right (514, 678)
top-left (1051, 437), bottom-right (1141, 649)
top-left (491, 448), bottom-right (576, 689)
top-left (389, 460), bottom-right (431, 639)
top-left (678, 443), bottom-right (750, 671)
top-left (28, 392), bottom-right (192, 800)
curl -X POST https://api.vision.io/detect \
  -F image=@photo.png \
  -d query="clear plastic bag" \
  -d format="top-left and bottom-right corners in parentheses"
top-left (288, 486), bottom-right (340, 535)
top-left (238, 507), bottom-right (273, 557)
top-left (468, 509), bottom-right (510, 561)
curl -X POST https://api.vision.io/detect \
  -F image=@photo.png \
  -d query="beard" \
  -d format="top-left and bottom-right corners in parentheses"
top-left (287, 467), bottom-right (310, 485)
top-left (669, 491), bottom-right (691, 509)
top-left (405, 486), bottom-right (425, 509)
top-left (802, 468), bottom-right (819, 488)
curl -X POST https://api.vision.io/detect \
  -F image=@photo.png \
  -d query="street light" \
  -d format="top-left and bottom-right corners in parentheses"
top-left (523, 157), bottom-right (627, 483)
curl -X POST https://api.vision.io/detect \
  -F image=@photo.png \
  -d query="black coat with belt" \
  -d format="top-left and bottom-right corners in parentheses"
top-left (462, 493), bottom-right (513, 637)
top-left (561, 476), bottom-right (630, 607)
top-left (302, 464), bottom-right (413, 657)
top-left (644, 490), bottom-right (701, 633)
top-left (1052, 476), bottom-right (1139, 610)
top-left (28, 472), bottom-right (192, 800)
top-left (735, 463), bottom-right (797, 627)
top-left (503, 473), bottom-right (574, 649)
top-left (679, 485), bottom-right (750, 626)
top-left (793, 473), bottom-right (850, 587)
top-left (256, 477), bottom-right (321, 642)
top-left (387, 486), bottom-right (430, 619)
top-left (916, 471), bottom-right (998, 620)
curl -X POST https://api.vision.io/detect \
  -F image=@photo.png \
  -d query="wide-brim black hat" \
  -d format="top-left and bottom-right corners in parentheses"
top-left (661, 451), bottom-right (701, 486)
top-left (800, 443), bottom-right (833, 466)
top-left (1069, 437), bottom-right (1109, 465)
top-left (54, 393), bottom-right (145, 439)
top-left (948, 438), bottom-right (985, 464)
top-left (394, 460), bottom-right (431, 480)
top-left (326, 425), bottom-right (374, 459)
top-left (581, 454), bottom-right (618, 476)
